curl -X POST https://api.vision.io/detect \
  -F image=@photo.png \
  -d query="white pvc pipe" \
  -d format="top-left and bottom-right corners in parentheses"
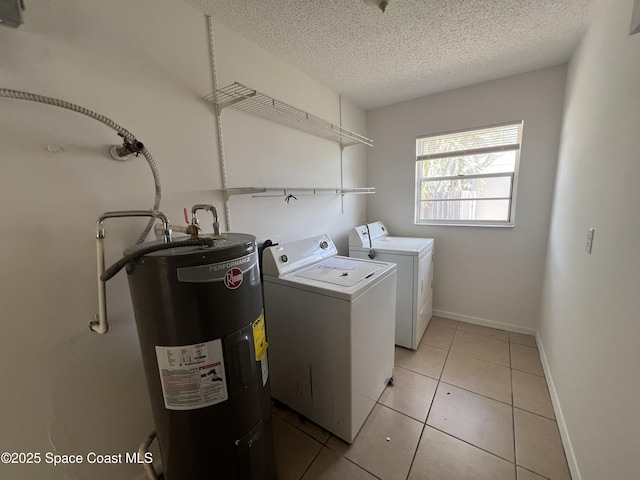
top-left (91, 210), bottom-right (171, 335)
top-left (139, 431), bottom-right (159, 480)
top-left (92, 237), bottom-right (109, 334)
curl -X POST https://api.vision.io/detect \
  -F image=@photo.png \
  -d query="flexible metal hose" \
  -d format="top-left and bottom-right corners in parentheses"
top-left (101, 238), bottom-right (215, 282)
top-left (0, 88), bottom-right (162, 243)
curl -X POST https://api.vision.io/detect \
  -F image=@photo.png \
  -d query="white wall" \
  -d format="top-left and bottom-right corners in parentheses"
top-left (210, 19), bottom-right (368, 253)
top-left (0, 1), bottom-right (366, 479)
top-left (366, 66), bottom-right (567, 332)
top-left (538, 1), bottom-right (640, 479)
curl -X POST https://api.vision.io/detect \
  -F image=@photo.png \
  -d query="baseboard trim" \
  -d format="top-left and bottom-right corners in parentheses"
top-left (433, 309), bottom-right (536, 336)
top-left (536, 335), bottom-right (582, 480)
top-left (434, 309), bottom-right (580, 478)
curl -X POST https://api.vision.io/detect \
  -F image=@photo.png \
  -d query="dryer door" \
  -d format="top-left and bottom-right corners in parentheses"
top-left (415, 249), bottom-right (434, 348)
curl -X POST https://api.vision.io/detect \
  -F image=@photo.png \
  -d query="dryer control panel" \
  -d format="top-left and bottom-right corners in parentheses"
top-left (349, 222), bottom-right (388, 247)
top-left (349, 225), bottom-right (370, 247)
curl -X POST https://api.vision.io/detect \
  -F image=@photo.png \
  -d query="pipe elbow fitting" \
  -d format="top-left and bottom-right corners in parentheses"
top-left (191, 204), bottom-right (221, 236)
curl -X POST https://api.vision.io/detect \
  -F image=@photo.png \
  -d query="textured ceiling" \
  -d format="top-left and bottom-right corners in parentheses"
top-left (184, 0), bottom-right (594, 110)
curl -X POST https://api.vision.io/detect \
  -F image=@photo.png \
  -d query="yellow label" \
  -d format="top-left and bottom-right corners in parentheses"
top-left (252, 312), bottom-right (269, 361)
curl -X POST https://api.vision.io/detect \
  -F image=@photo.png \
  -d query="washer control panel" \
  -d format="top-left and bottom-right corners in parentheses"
top-left (262, 234), bottom-right (338, 277)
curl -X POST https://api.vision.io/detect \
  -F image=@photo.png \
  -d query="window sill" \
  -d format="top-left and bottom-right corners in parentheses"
top-left (414, 221), bottom-right (515, 228)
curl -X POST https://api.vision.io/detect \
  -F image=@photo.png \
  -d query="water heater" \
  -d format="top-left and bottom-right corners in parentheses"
top-left (124, 233), bottom-right (275, 479)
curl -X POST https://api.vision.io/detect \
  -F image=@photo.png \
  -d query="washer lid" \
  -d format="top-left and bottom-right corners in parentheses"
top-left (265, 255), bottom-right (397, 301)
top-left (294, 257), bottom-right (383, 287)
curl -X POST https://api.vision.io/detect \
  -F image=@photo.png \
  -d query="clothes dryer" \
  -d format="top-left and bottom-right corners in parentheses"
top-left (349, 222), bottom-right (434, 350)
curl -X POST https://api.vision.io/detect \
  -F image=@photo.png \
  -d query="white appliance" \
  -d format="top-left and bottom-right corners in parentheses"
top-left (262, 234), bottom-right (397, 443)
top-left (349, 222), bottom-right (434, 350)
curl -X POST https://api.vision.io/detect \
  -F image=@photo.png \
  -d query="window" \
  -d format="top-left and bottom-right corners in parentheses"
top-left (415, 121), bottom-right (523, 227)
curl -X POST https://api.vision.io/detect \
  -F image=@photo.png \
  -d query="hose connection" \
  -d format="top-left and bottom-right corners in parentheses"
top-left (154, 223), bottom-right (201, 241)
top-left (110, 134), bottom-right (145, 161)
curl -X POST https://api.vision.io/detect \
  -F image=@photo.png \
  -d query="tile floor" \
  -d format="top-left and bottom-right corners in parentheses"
top-left (270, 317), bottom-right (572, 480)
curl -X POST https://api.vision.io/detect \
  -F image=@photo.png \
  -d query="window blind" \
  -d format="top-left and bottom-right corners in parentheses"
top-left (416, 121), bottom-right (523, 161)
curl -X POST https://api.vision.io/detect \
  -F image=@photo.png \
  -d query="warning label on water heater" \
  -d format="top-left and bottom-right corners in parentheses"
top-left (155, 339), bottom-right (228, 410)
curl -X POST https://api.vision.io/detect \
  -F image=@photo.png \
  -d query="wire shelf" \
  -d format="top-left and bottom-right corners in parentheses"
top-left (223, 187), bottom-right (375, 200)
top-left (204, 82), bottom-right (373, 148)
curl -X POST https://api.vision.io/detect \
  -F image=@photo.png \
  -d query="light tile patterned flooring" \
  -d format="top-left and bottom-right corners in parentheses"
top-left (271, 317), bottom-right (571, 480)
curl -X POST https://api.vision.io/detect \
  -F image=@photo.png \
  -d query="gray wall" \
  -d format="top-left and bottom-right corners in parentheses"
top-left (366, 65), bottom-right (567, 332)
top-left (538, 1), bottom-right (640, 479)
top-left (0, 1), bottom-right (366, 479)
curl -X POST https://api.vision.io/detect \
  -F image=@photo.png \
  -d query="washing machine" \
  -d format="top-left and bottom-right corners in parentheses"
top-left (262, 234), bottom-right (396, 443)
top-left (349, 222), bottom-right (434, 350)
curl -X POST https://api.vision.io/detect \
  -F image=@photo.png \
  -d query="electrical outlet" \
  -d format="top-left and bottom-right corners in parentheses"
top-left (585, 228), bottom-right (595, 254)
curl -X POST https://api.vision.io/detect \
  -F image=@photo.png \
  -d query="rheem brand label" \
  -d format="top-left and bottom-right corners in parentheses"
top-left (224, 267), bottom-right (243, 289)
top-left (176, 251), bottom-right (258, 283)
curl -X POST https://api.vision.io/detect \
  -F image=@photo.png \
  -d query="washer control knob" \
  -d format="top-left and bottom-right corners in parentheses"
top-left (320, 241), bottom-right (329, 250)
top-left (280, 255), bottom-right (288, 263)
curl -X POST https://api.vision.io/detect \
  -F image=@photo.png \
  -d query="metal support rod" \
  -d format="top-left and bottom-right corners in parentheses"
top-left (339, 94), bottom-right (345, 214)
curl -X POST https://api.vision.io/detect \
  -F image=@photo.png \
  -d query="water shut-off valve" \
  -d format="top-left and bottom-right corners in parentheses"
top-left (110, 134), bottom-right (145, 161)
top-left (191, 204), bottom-right (221, 237)
top-left (152, 204), bottom-right (222, 240)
